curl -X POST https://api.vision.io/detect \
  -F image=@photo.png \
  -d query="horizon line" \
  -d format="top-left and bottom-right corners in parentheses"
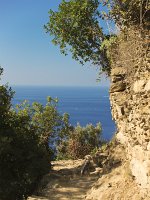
top-left (10, 84), bottom-right (110, 88)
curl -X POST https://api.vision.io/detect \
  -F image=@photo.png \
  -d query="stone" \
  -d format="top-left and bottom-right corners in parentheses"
top-left (90, 167), bottom-right (103, 176)
top-left (28, 197), bottom-right (48, 200)
top-left (95, 167), bottom-right (103, 172)
top-left (111, 67), bottom-right (127, 76)
top-left (110, 82), bottom-right (126, 93)
top-left (111, 75), bottom-right (124, 83)
top-left (144, 80), bottom-right (150, 92)
top-left (110, 38), bottom-right (150, 196)
top-left (141, 106), bottom-right (150, 114)
top-left (115, 105), bottom-right (125, 117)
top-left (131, 159), bottom-right (148, 188)
top-left (147, 142), bottom-right (150, 151)
top-left (133, 80), bottom-right (146, 93)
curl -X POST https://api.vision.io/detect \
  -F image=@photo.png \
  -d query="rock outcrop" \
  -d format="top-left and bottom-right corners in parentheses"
top-left (110, 29), bottom-right (150, 197)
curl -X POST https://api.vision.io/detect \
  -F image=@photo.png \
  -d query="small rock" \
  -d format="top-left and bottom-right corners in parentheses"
top-left (53, 183), bottom-right (60, 189)
top-left (144, 79), bottom-right (150, 92)
top-left (133, 80), bottom-right (146, 93)
top-left (90, 171), bottom-right (100, 176)
top-left (110, 82), bottom-right (126, 93)
top-left (111, 67), bottom-right (127, 76)
top-left (108, 183), bottom-right (112, 188)
top-left (112, 75), bottom-right (124, 83)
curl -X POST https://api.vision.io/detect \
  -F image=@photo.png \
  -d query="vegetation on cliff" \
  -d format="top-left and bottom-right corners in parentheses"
top-left (45, 0), bottom-right (149, 76)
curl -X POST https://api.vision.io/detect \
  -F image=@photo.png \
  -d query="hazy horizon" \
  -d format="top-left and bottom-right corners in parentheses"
top-left (11, 84), bottom-right (110, 88)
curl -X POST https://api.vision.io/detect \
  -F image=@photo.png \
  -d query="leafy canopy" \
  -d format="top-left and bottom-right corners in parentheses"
top-left (45, 0), bottom-right (149, 75)
top-left (45, 0), bottom-right (110, 74)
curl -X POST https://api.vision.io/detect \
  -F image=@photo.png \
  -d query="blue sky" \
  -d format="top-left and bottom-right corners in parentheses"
top-left (0, 0), bottom-right (110, 86)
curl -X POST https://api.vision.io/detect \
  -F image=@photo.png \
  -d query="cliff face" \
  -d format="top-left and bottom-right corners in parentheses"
top-left (110, 29), bottom-right (150, 195)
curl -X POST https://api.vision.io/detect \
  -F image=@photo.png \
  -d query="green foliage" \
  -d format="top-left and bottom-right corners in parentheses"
top-left (103, 0), bottom-right (150, 28)
top-left (0, 67), bottom-right (70, 199)
top-left (0, 68), bottom-right (14, 118)
top-left (13, 98), bottom-right (70, 156)
top-left (57, 123), bottom-right (103, 160)
top-left (99, 35), bottom-right (118, 73)
top-left (45, 0), bottom-right (110, 74)
top-left (45, 0), bottom-right (149, 77)
top-left (0, 125), bottom-right (50, 200)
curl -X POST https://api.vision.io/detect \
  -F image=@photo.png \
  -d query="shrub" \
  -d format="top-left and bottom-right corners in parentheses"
top-left (57, 123), bottom-right (103, 160)
top-left (0, 67), bottom-right (70, 199)
top-left (0, 86), bottom-right (50, 199)
top-left (13, 98), bottom-right (70, 156)
top-left (0, 125), bottom-right (50, 200)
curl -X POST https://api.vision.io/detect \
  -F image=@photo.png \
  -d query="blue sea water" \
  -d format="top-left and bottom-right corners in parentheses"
top-left (12, 86), bottom-right (116, 140)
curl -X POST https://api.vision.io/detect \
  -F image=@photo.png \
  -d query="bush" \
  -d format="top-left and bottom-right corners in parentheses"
top-left (0, 125), bottom-right (50, 200)
top-left (57, 123), bottom-right (103, 160)
top-left (0, 67), bottom-right (70, 200)
top-left (0, 87), bottom-right (50, 199)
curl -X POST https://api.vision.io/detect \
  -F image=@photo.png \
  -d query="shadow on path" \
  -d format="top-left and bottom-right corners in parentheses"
top-left (29, 160), bottom-right (99, 200)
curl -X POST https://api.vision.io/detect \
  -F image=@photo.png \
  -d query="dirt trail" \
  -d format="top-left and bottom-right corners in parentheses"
top-left (28, 142), bottom-right (124, 200)
top-left (28, 143), bottom-right (148, 200)
top-left (28, 160), bottom-right (98, 200)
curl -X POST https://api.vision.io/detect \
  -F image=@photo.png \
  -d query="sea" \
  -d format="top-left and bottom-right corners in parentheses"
top-left (12, 86), bottom-right (116, 140)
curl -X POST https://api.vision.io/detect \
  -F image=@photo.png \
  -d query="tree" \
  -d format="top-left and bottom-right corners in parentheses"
top-left (45, 0), bottom-right (149, 75)
top-left (44, 0), bottom-right (111, 75)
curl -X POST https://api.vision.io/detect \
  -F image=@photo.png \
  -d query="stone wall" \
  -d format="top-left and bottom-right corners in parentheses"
top-left (110, 30), bottom-right (150, 196)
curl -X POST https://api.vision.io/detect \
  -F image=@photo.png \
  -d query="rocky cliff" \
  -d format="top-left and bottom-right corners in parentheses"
top-left (110, 29), bottom-right (150, 196)
top-left (28, 28), bottom-right (150, 200)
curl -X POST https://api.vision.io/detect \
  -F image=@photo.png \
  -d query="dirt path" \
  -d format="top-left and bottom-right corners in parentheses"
top-left (29, 143), bottom-right (150, 200)
top-left (28, 160), bottom-right (98, 200)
